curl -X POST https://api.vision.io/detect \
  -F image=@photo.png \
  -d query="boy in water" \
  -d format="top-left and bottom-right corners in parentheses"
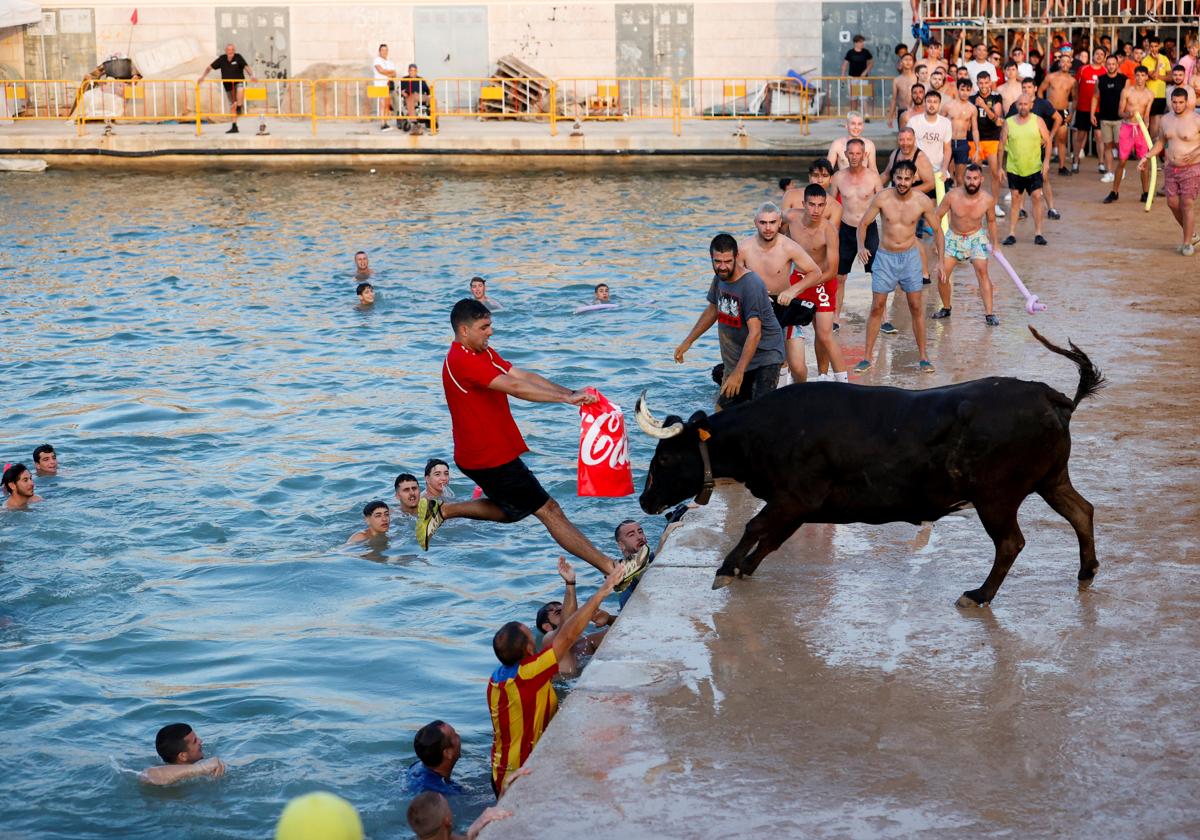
top-left (347, 500), bottom-right (391, 545)
top-left (356, 282), bottom-right (375, 306)
top-left (3, 463), bottom-right (42, 510)
top-left (140, 723), bottom-right (225, 785)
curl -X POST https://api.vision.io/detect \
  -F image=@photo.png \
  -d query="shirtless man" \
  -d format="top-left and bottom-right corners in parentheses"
top-left (353, 250), bottom-right (371, 280)
top-left (1039, 53), bottom-right (1077, 175)
top-left (1110, 66), bottom-right (1155, 203)
top-left (888, 53), bottom-right (917, 128)
top-left (779, 178), bottom-right (804, 236)
top-left (537, 558), bottom-right (611, 677)
top-left (140, 724), bottom-right (226, 786)
top-left (737, 202), bottom-right (823, 383)
top-left (934, 163), bottom-right (1001, 324)
top-left (804, 159), bottom-right (843, 228)
top-left (827, 112), bottom-right (879, 172)
top-left (854, 159), bottom-right (942, 374)
top-left (928, 67), bottom-right (948, 98)
top-left (882, 126), bottom-right (937, 285)
top-left (394, 473), bottom-right (421, 516)
top-left (945, 79), bottom-right (982, 184)
top-left (775, 184), bottom-right (848, 383)
top-left (347, 500), bottom-right (391, 545)
top-left (903, 82), bottom-right (926, 127)
top-left (1141, 88), bottom-right (1200, 254)
top-left (923, 38), bottom-right (950, 75)
top-left (998, 60), bottom-right (1024, 114)
top-left (2, 463), bottom-right (42, 510)
top-left (828, 138), bottom-right (883, 326)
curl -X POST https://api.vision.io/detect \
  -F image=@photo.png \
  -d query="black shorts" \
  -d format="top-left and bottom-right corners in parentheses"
top-left (221, 80), bottom-right (243, 99)
top-left (838, 220), bottom-right (878, 275)
top-left (1072, 109), bottom-right (1093, 132)
top-left (951, 139), bottom-right (971, 164)
top-left (1150, 97), bottom-right (1167, 116)
top-left (457, 457), bottom-right (549, 522)
top-left (716, 363), bottom-right (780, 409)
top-left (1006, 171), bottom-right (1044, 193)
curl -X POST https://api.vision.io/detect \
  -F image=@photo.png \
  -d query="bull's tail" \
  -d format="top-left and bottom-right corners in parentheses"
top-left (1028, 326), bottom-right (1105, 409)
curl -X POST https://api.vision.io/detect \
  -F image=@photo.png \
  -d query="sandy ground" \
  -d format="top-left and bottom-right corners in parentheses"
top-left (486, 174), bottom-right (1200, 838)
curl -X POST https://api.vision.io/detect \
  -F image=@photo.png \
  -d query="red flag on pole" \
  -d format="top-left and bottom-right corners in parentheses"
top-left (130, 9), bottom-right (138, 24)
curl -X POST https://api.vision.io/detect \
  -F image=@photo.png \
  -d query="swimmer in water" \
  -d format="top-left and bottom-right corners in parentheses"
top-left (32, 444), bottom-right (58, 476)
top-left (356, 282), bottom-right (375, 306)
top-left (592, 283), bottom-right (610, 303)
top-left (347, 500), bottom-right (391, 545)
top-left (140, 723), bottom-right (226, 785)
top-left (3, 463), bottom-right (43, 510)
top-left (353, 250), bottom-right (371, 280)
top-left (407, 791), bottom-right (511, 840)
top-left (394, 472), bottom-right (420, 516)
top-left (422, 459), bottom-right (456, 502)
top-left (469, 276), bottom-right (501, 311)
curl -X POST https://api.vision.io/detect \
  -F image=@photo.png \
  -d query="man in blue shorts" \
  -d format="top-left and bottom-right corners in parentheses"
top-left (854, 159), bottom-right (942, 375)
top-left (418, 299), bottom-right (647, 589)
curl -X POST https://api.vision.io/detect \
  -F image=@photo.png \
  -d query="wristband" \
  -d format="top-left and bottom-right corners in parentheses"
top-left (565, 582), bottom-right (576, 586)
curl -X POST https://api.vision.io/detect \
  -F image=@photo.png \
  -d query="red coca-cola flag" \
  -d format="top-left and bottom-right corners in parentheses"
top-left (577, 388), bottom-right (634, 497)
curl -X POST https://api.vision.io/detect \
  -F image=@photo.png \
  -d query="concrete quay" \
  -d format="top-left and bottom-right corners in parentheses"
top-left (0, 118), bottom-right (898, 170)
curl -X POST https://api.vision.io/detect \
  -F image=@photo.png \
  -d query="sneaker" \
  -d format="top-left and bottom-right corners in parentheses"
top-left (1099, 163), bottom-right (1108, 174)
top-left (832, 322), bottom-right (840, 333)
top-left (1002, 235), bottom-right (1017, 245)
top-left (615, 543), bottom-right (651, 593)
top-left (995, 205), bottom-right (1007, 218)
top-left (985, 314), bottom-right (1000, 326)
top-left (1183, 244), bottom-right (1197, 257)
top-left (1019, 209), bottom-right (1028, 220)
top-left (1103, 191), bottom-right (1119, 203)
top-left (1145, 14), bottom-right (1157, 22)
top-left (1058, 166), bottom-right (1070, 176)
top-left (880, 321), bottom-right (898, 335)
top-left (380, 124), bottom-right (392, 131)
top-left (1047, 209), bottom-right (1061, 220)
top-left (1034, 234), bottom-right (1048, 245)
top-left (918, 360), bottom-right (935, 374)
top-left (1140, 191), bottom-right (1149, 203)
top-left (226, 124), bottom-right (239, 134)
top-left (1101, 172), bottom-right (1115, 183)
top-left (853, 359), bottom-right (872, 373)
top-left (1003, 192), bottom-right (1012, 204)
top-left (1071, 160), bottom-right (1080, 173)
top-left (932, 307), bottom-right (952, 319)
top-left (415, 498), bottom-right (444, 550)
top-left (922, 276), bottom-right (931, 285)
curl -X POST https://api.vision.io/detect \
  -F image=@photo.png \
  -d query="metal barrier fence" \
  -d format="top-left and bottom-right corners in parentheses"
top-left (197, 78), bottom-right (313, 136)
top-left (676, 77), bottom-right (811, 135)
top-left (922, 0), bottom-right (1197, 19)
top-left (806, 76), bottom-right (892, 123)
top-left (431, 77), bottom-right (556, 135)
top-left (0, 79), bottom-right (79, 120)
top-left (311, 78), bottom-right (434, 134)
top-left (75, 78), bottom-right (196, 131)
top-left (556, 77), bottom-right (675, 125)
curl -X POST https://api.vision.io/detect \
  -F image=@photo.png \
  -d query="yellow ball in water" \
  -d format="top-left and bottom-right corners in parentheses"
top-left (275, 791), bottom-right (363, 840)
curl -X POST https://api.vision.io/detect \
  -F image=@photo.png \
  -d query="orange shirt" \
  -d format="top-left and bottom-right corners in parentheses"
top-left (487, 648), bottom-right (559, 792)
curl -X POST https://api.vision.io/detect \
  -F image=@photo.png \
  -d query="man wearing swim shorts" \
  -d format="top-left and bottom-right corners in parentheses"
top-left (999, 94), bottom-right (1052, 246)
top-left (854, 159), bottom-right (942, 375)
top-left (829, 138), bottom-right (883, 327)
top-left (775, 184), bottom-right (848, 382)
top-left (1039, 54), bottom-right (1076, 177)
top-left (944, 79), bottom-right (980, 186)
top-left (420, 299), bottom-right (647, 590)
top-left (1141, 88), bottom-right (1200, 255)
top-left (935, 163), bottom-right (1001, 325)
top-left (1109, 66), bottom-right (1155, 204)
top-left (882, 126), bottom-right (936, 292)
top-left (971, 72), bottom-right (1007, 210)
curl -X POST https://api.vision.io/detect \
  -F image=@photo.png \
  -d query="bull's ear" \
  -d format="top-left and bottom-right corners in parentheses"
top-left (686, 411), bottom-right (710, 436)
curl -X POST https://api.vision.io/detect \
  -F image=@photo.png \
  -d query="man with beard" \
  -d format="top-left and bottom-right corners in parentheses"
top-left (1092, 54), bottom-right (1127, 185)
top-left (999, 94), bottom-right (1053, 246)
top-left (1140, 88), bottom-right (1200, 255)
top-left (882, 126), bottom-right (936, 286)
top-left (1038, 53), bottom-right (1076, 176)
top-left (853, 159), bottom-right (942, 375)
top-left (829, 138), bottom-right (884, 330)
top-left (736, 203), bottom-right (823, 383)
top-left (934, 163), bottom-right (1001, 325)
top-left (827, 112), bottom-right (880, 172)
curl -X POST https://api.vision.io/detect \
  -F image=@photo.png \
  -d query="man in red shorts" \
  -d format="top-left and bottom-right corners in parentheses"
top-left (776, 184), bottom-right (847, 382)
top-left (1141, 88), bottom-right (1200, 255)
top-left (419, 298), bottom-right (648, 588)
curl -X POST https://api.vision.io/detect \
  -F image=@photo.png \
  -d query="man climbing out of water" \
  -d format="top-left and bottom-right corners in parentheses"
top-left (736, 202), bottom-right (823, 383)
top-left (536, 557), bottom-right (613, 677)
top-left (854, 158), bottom-right (942, 375)
top-left (934, 163), bottom-right (1001, 325)
top-left (347, 500), bottom-right (390, 545)
top-left (420, 299), bottom-right (648, 589)
top-left (393, 472), bottom-right (421, 516)
top-left (610, 509), bottom-right (690, 606)
top-left (829, 138), bottom-right (883, 332)
top-left (2, 463), bottom-right (42, 510)
top-left (488, 564), bottom-right (622, 795)
top-left (674, 233), bottom-right (786, 406)
top-left (774, 184), bottom-right (849, 383)
top-left (140, 723), bottom-right (225, 785)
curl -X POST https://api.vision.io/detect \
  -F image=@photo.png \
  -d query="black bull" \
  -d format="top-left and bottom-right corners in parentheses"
top-left (635, 328), bottom-right (1103, 607)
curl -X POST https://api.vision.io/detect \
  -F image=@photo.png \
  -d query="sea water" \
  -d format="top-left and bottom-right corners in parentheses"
top-left (0, 167), bottom-right (778, 838)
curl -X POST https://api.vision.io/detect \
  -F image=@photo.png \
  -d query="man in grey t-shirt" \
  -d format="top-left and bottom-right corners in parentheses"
top-left (674, 233), bottom-right (785, 409)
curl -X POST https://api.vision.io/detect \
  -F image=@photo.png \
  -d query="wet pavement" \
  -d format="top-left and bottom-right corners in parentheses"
top-left (487, 175), bottom-right (1200, 838)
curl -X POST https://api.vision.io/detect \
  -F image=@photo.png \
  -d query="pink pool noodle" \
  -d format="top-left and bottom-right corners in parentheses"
top-left (992, 250), bottom-right (1047, 314)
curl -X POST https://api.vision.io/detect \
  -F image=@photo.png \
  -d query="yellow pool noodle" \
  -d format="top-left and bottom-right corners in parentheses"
top-left (935, 172), bottom-right (949, 232)
top-left (1135, 112), bottom-right (1156, 213)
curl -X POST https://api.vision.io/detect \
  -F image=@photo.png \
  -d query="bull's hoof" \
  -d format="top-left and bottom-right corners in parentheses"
top-left (1078, 566), bottom-right (1098, 584)
top-left (712, 575), bottom-right (735, 590)
top-left (1077, 577), bottom-right (1094, 591)
top-left (955, 593), bottom-right (989, 609)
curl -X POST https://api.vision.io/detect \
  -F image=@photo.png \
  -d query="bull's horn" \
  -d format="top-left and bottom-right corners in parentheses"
top-left (635, 391), bottom-right (684, 439)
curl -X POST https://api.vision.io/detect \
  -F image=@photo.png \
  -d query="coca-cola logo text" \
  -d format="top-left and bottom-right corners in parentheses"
top-left (580, 410), bottom-right (630, 468)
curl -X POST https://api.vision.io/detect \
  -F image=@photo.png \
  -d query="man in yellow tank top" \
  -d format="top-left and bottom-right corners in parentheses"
top-left (998, 95), bottom-right (1052, 246)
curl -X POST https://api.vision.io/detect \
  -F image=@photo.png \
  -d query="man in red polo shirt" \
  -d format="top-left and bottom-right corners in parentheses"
top-left (418, 298), bottom-right (648, 588)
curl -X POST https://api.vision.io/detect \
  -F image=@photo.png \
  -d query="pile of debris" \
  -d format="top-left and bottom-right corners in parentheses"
top-left (482, 54), bottom-right (552, 119)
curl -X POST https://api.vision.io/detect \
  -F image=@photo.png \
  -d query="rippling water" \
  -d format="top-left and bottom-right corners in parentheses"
top-left (0, 167), bottom-right (784, 838)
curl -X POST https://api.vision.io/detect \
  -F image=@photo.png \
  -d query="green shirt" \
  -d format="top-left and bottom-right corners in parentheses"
top-left (1004, 115), bottom-right (1042, 177)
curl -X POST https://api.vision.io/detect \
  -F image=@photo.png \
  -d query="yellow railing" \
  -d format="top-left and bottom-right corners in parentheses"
top-left (74, 78), bottom-right (197, 131)
top-left (0, 79), bottom-right (79, 120)
top-left (310, 78), bottom-right (436, 134)
top-left (196, 78), bottom-right (313, 136)
top-left (432, 77), bottom-right (557, 135)
top-left (556, 77), bottom-right (675, 125)
top-left (676, 77), bottom-right (811, 135)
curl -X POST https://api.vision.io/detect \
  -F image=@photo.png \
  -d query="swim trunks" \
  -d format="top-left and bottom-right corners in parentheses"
top-left (870, 247), bottom-right (924, 294)
top-left (951, 138), bottom-right (971, 164)
top-left (1150, 97), bottom-right (1167, 116)
top-left (838, 220), bottom-right (879, 275)
top-left (457, 457), bottom-right (549, 522)
top-left (969, 140), bottom-right (999, 161)
top-left (1072, 109), bottom-right (1093, 132)
top-left (1057, 107), bottom-right (1070, 126)
top-left (789, 270), bottom-right (838, 313)
top-left (1118, 122), bottom-right (1148, 161)
top-left (1006, 171), bottom-right (1044, 192)
top-left (945, 228), bottom-right (990, 262)
top-left (1164, 162), bottom-right (1200, 202)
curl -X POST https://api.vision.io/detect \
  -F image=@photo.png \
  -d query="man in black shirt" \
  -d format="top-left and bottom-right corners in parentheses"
top-left (1092, 55), bottom-right (1126, 185)
top-left (198, 43), bottom-right (256, 133)
top-left (1007, 77), bottom-right (1062, 219)
top-left (399, 63), bottom-right (431, 134)
top-left (970, 71), bottom-right (1007, 215)
top-left (842, 35), bottom-right (874, 119)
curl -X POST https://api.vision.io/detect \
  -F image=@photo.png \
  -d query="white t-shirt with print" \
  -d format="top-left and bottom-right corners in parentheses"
top-left (907, 112), bottom-right (953, 174)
